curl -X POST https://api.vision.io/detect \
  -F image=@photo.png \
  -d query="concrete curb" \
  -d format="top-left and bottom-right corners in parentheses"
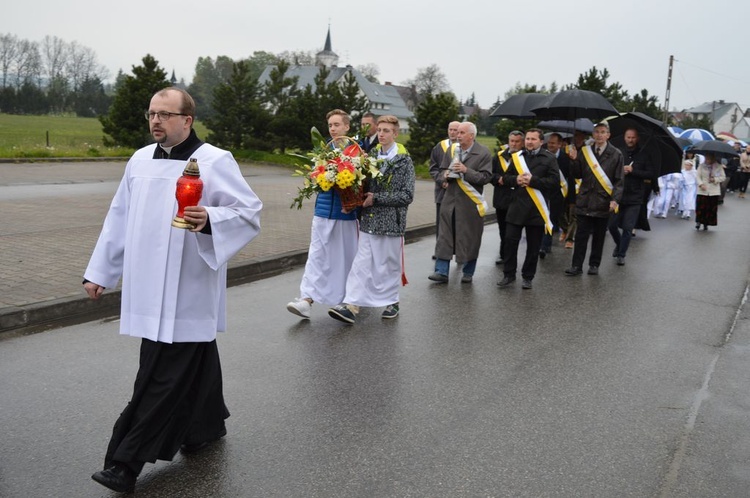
top-left (0, 157), bottom-right (131, 164)
top-left (0, 216), bottom-right (495, 336)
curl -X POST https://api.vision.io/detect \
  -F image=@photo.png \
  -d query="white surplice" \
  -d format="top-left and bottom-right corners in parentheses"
top-left (84, 144), bottom-right (262, 344)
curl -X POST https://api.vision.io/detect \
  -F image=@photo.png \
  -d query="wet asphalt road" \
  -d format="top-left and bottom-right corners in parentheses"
top-left (1, 200), bottom-right (750, 497)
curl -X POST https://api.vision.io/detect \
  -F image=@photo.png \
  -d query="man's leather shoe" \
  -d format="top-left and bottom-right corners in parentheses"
top-left (564, 266), bottom-right (582, 276)
top-left (460, 274), bottom-right (472, 283)
top-left (538, 250), bottom-right (546, 260)
top-left (497, 276), bottom-right (516, 287)
top-left (587, 266), bottom-right (599, 275)
top-left (92, 464), bottom-right (136, 493)
top-left (428, 272), bottom-right (449, 283)
top-left (522, 279), bottom-right (533, 289)
top-left (616, 256), bottom-right (625, 266)
top-left (495, 256), bottom-right (504, 265)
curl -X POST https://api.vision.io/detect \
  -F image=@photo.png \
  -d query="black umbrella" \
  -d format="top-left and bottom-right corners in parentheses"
top-left (674, 137), bottom-right (693, 150)
top-left (490, 93), bottom-right (548, 118)
top-left (688, 140), bottom-right (740, 158)
top-left (529, 89), bottom-right (618, 122)
top-left (537, 118), bottom-right (594, 134)
top-left (607, 112), bottom-right (684, 176)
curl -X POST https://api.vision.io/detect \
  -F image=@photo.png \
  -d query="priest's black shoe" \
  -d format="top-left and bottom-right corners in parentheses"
top-left (91, 464), bottom-right (136, 493)
top-left (587, 266), bottom-right (599, 275)
top-left (181, 428), bottom-right (227, 454)
top-left (564, 266), bottom-right (582, 276)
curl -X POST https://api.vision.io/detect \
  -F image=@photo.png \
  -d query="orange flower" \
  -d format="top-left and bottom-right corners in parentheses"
top-left (310, 164), bottom-right (326, 179)
top-left (343, 143), bottom-right (362, 158)
top-left (335, 158), bottom-right (355, 173)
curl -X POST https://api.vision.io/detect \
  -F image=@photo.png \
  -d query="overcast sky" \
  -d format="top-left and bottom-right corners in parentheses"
top-left (4, 0), bottom-right (748, 115)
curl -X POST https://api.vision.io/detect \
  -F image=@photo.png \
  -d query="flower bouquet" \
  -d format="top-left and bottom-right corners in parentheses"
top-left (290, 127), bottom-right (382, 211)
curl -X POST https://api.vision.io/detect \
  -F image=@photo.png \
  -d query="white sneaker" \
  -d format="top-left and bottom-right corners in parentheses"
top-left (286, 298), bottom-right (312, 319)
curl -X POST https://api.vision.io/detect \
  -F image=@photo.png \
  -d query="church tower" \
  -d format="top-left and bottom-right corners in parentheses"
top-left (315, 25), bottom-right (339, 68)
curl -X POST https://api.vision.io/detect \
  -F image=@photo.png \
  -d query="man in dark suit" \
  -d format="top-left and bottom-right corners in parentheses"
top-left (360, 112), bottom-right (379, 153)
top-left (609, 128), bottom-right (656, 266)
top-left (539, 132), bottom-right (569, 258)
top-left (490, 130), bottom-right (523, 265)
top-left (497, 128), bottom-right (559, 289)
top-left (565, 122), bottom-right (623, 276)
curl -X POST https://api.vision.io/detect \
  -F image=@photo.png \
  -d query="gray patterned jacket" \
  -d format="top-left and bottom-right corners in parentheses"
top-left (360, 145), bottom-right (415, 237)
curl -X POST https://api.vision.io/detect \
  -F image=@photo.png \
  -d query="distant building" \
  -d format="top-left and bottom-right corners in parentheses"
top-left (676, 101), bottom-right (749, 138)
top-left (258, 27), bottom-right (414, 131)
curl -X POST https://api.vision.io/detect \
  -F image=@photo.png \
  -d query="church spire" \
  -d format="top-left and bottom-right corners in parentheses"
top-left (315, 24), bottom-right (339, 68)
top-left (324, 25), bottom-right (333, 52)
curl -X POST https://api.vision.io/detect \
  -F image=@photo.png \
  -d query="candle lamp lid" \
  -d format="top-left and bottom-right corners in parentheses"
top-left (183, 158), bottom-right (200, 176)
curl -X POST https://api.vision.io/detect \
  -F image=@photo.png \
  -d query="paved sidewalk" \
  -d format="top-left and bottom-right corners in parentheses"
top-left (0, 160), bottom-right (495, 333)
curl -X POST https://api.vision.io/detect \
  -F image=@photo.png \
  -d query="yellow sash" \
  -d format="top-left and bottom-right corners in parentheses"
top-left (511, 151), bottom-right (553, 234)
top-left (497, 151), bottom-right (510, 173)
top-left (440, 138), bottom-right (453, 153)
top-left (581, 145), bottom-right (618, 212)
top-left (559, 170), bottom-right (569, 198)
top-left (452, 147), bottom-right (487, 216)
top-left (457, 179), bottom-right (488, 216)
top-left (581, 145), bottom-right (614, 196)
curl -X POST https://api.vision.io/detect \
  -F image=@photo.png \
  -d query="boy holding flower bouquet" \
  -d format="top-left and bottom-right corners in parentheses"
top-left (328, 115), bottom-right (416, 324)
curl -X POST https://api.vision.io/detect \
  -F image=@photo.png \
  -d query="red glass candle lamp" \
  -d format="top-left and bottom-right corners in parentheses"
top-left (171, 158), bottom-right (204, 229)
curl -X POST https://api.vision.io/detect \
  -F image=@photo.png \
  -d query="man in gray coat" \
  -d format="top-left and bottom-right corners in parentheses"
top-left (565, 122), bottom-right (623, 276)
top-left (429, 122), bottom-right (492, 284)
top-left (428, 121), bottom-right (461, 242)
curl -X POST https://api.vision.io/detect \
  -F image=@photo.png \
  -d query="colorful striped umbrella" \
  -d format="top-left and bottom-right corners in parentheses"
top-left (678, 128), bottom-right (715, 144)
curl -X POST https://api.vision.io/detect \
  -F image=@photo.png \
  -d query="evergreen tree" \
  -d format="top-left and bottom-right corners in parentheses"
top-left (73, 76), bottom-right (111, 117)
top-left (678, 115), bottom-right (712, 131)
top-left (15, 81), bottom-right (47, 114)
top-left (99, 54), bottom-right (169, 148)
top-left (626, 89), bottom-right (661, 119)
top-left (568, 66), bottom-right (629, 111)
top-left (205, 60), bottom-right (267, 150)
top-left (338, 71), bottom-right (368, 125)
top-left (262, 59), bottom-right (302, 152)
top-left (406, 92), bottom-right (460, 163)
top-left (0, 86), bottom-right (15, 113)
top-left (245, 51), bottom-right (278, 81)
top-left (188, 55), bottom-right (235, 121)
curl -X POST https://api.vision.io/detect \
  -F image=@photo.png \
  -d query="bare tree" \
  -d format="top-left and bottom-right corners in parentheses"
top-left (41, 35), bottom-right (68, 85)
top-left (0, 33), bottom-right (18, 87)
top-left (67, 42), bottom-right (95, 91)
top-left (402, 64), bottom-right (450, 97)
top-left (276, 50), bottom-right (315, 66)
top-left (356, 63), bottom-right (380, 84)
top-left (13, 39), bottom-right (41, 87)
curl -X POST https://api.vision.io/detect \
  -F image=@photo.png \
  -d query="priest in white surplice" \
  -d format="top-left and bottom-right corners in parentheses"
top-left (84, 88), bottom-right (262, 493)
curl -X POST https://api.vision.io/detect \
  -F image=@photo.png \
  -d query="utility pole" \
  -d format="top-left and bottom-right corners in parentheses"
top-left (663, 55), bottom-right (673, 123)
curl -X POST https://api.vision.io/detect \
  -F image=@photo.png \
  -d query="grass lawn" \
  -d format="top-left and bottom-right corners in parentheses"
top-left (0, 114), bottom-right (211, 159)
top-left (0, 114), bottom-right (499, 173)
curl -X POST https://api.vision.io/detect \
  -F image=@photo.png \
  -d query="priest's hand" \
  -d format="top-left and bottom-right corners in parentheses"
top-left (183, 206), bottom-right (208, 232)
top-left (84, 281), bottom-right (104, 300)
top-left (363, 192), bottom-right (374, 208)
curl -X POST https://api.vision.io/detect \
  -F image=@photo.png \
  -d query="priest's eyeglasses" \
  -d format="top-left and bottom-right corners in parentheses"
top-left (145, 111), bottom-right (187, 121)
